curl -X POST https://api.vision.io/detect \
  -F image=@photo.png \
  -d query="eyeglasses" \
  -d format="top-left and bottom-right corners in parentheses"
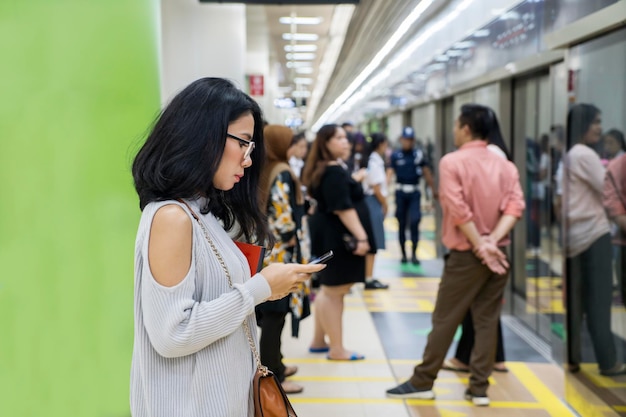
top-left (227, 133), bottom-right (255, 160)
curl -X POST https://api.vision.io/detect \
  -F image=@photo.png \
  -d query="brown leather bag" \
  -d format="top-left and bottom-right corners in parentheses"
top-left (253, 368), bottom-right (298, 417)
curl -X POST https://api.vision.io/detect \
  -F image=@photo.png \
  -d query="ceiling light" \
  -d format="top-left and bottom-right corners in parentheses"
top-left (453, 40), bottom-right (476, 49)
top-left (284, 44), bottom-right (318, 52)
top-left (311, 0), bottom-right (436, 131)
top-left (286, 61), bottom-right (313, 68)
top-left (499, 11), bottom-right (520, 20)
top-left (292, 90), bottom-right (312, 98)
top-left (472, 29), bottom-right (490, 38)
top-left (446, 50), bottom-right (464, 57)
top-left (296, 67), bottom-right (314, 74)
top-left (282, 33), bottom-right (319, 41)
top-left (294, 78), bottom-right (313, 85)
top-left (305, 4), bottom-right (355, 127)
top-left (279, 17), bottom-right (322, 25)
top-left (286, 53), bottom-right (316, 60)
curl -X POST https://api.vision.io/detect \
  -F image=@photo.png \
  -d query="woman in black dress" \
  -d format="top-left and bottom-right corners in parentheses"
top-left (302, 124), bottom-right (374, 361)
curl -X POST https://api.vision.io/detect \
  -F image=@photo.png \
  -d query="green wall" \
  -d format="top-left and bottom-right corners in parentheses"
top-left (0, 1), bottom-right (160, 415)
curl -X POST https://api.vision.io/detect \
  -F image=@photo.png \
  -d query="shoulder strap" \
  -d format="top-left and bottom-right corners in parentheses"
top-left (176, 199), bottom-right (269, 375)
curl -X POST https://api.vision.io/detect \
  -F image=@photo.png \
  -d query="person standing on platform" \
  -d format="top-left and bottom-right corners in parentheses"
top-left (386, 104), bottom-right (525, 406)
top-left (129, 78), bottom-right (325, 417)
top-left (390, 126), bottom-right (436, 264)
top-left (363, 133), bottom-right (390, 290)
top-left (256, 124), bottom-right (309, 394)
top-left (442, 108), bottom-right (510, 374)
top-left (302, 123), bottom-right (373, 361)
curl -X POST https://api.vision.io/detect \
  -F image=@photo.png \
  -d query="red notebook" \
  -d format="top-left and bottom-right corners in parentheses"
top-left (234, 241), bottom-right (266, 276)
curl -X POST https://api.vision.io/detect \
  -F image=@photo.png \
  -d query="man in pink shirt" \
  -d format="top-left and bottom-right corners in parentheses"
top-left (386, 104), bottom-right (525, 406)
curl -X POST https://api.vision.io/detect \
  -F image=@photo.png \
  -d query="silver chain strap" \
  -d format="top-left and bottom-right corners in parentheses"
top-left (180, 200), bottom-right (269, 376)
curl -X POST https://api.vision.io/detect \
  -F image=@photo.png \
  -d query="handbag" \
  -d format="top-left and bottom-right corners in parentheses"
top-left (179, 200), bottom-right (298, 417)
top-left (342, 233), bottom-right (358, 252)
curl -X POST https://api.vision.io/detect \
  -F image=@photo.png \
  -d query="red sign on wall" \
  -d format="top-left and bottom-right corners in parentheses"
top-left (248, 74), bottom-right (264, 96)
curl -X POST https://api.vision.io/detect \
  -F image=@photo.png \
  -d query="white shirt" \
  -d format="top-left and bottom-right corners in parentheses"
top-left (365, 152), bottom-right (388, 197)
top-left (487, 144), bottom-right (507, 159)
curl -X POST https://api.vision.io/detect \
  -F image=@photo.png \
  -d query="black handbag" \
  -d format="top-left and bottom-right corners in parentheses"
top-left (342, 233), bottom-right (358, 252)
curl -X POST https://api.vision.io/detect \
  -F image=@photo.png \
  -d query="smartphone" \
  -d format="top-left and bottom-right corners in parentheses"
top-left (309, 250), bottom-right (334, 265)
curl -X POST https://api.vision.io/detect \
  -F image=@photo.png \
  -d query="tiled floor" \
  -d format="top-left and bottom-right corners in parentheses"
top-left (277, 215), bottom-right (578, 417)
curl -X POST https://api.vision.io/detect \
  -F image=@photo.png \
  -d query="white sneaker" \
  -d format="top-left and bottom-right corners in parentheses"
top-left (464, 389), bottom-right (489, 406)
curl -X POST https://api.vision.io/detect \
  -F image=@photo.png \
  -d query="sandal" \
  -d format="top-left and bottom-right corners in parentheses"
top-left (493, 363), bottom-right (509, 373)
top-left (281, 380), bottom-right (304, 394)
top-left (284, 365), bottom-right (298, 378)
top-left (327, 352), bottom-right (365, 361)
top-left (442, 359), bottom-right (469, 372)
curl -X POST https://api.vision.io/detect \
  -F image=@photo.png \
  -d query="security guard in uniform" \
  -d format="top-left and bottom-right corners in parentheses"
top-left (390, 127), bottom-right (437, 264)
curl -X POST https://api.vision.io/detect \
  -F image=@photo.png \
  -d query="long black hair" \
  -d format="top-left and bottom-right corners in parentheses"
top-left (132, 77), bottom-right (269, 244)
top-left (485, 108), bottom-right (511, 161)
top-left (566, 103), bottom-right (600, 151)
top-left (459, 104), bottom-right (511, 160)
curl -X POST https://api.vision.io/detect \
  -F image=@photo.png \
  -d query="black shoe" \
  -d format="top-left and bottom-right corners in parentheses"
top-left (401, 256), bottom-right (408, 264)
top-left (364, 279), bottom-right (389, 290)
top-left (411, 255), bottom-right (420, 265)
top-left (386, 381), bottom-right (434, 399)
top-left (600, 363), bottom-right (626, 376)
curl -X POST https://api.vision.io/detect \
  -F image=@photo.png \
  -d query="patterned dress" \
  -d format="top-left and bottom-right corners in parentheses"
top-left (257, 170), bottom-right (309, 337)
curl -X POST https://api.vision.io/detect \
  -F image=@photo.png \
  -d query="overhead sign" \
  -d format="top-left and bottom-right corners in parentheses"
top-left (248, 74), bottom-right (264, 96)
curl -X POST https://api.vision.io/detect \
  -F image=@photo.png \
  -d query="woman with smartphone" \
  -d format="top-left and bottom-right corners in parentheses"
top-left (302, 124), bottom-right (374, 361)
top-left (129, 78), bottom-right (325, 417)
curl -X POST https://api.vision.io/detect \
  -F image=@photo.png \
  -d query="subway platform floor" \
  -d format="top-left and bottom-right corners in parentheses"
top-left (277, 216), bottom-right (578, 417)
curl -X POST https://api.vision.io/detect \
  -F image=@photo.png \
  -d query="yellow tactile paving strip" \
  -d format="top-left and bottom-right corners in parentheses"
top-left (285, 361), bottom-right (571, 417)
top-left (278, 213), bottom-right (578, 416)
top-left (280, 288), bottom-right (572, 416)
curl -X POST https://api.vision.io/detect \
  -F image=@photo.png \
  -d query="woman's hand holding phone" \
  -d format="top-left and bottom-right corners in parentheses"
top-left (261, 262), bottom-right (326, 301)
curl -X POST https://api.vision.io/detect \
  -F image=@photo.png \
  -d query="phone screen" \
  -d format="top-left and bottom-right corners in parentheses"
top-left (309, 250), bottom-right (334, 264)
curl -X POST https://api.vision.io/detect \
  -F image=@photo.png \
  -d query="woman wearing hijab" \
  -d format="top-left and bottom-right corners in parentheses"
top-left (256, 124), bottom-right (309, 394)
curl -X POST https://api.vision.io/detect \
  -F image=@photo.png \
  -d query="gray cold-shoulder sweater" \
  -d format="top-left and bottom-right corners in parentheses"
top-left (130, 198), bottom-right (271, 417)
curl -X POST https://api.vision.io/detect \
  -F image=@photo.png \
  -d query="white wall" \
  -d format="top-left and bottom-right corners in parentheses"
top-left (387, 113), bottom-right (405, 145)
top-left (411, 103), bottom-right (436, 145)
top-left (160, 1), bottom-right (246, 105)
top-left (246, 5), bottom-right (277, 124)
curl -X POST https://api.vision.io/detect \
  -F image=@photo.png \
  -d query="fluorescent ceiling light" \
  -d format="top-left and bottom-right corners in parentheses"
top-left (286, 61), bottom-right (313, 68)
top-left (317, 0), bottom-right (476, 128)
top-left (435, 55), bottom-right (449, 62)
top-left (285, 44), bottom-right (318, 52)
top-left (280, 16), bottom-right (322, 25)
top-left (296, 67), bottom-right (314, 74)
top-left (282, 33), bottom-right (319, 41)
top-left (292, 90), bottom-right (311, 98)
top-left (446, 50), bottom-right (464, 57)
top-left (294, 78), bottom-right (313, 85)
top-left (472, 29), bottom-right (490, 37)
top-left (453, 40), bottom-right (476, 49)
top-left (286, 53), bottom-right (316, 60)
top-left (305, 4), bottom-right (355, 127)
top-left (499, 11), bottom-right (520, 20)
top-left (311, 0), bottom-right (436, 131)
